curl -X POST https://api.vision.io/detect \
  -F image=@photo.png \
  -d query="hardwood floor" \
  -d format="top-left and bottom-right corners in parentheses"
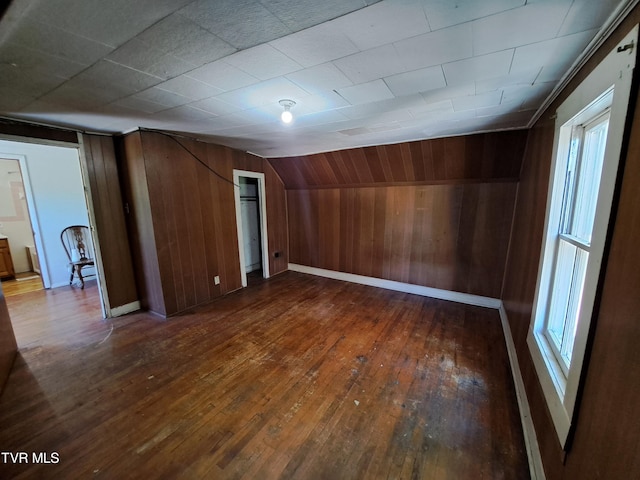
top-left (1, 273), bottom-right (43, 297)
top-left (0, 272), bottom-right (529, 479)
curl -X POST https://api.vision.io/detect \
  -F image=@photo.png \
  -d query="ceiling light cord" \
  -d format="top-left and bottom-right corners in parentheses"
top-left (139, 128), bottom-right (238, 187)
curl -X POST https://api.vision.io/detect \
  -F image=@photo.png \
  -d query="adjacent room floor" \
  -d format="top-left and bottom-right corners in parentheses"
top-left (0, 272), bottom-right (529, 479)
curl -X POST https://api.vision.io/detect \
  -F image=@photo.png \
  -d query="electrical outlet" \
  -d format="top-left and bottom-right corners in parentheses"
top-left (214, 275), bottom-right (220, 285)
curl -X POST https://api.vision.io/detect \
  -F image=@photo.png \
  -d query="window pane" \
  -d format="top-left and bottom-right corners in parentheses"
top-left (570, 117), bottom-right (609, 243)
top-left (559, 132), bottom-right (581, 234)
top-left (545, 240), bottom-right (589, 373)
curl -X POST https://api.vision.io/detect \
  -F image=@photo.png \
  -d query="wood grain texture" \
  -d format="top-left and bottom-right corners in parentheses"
top-left (118, 133), bottom-right (165, 315)
top-left (0, 118), bottom-right (78, 145)
top-left (0, 282), bottom-right (17, 395)
top-left (118, 131), bottom-right (288, 317)
top-left (501, 10), bottom-right (640, 480)
top-left (82, 134), bottom-right (138, 311)
top-left (0, 272), bottom-right (528, 479)
top-left (268, 130), bottom-right (527, 189)
top-left (289, 182), bottom-right (517, 298)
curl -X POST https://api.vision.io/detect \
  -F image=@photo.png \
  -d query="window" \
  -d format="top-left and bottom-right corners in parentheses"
top-left (528, 26), bottom-right (636, 448)
top-left (545, 110), bottom-right (609, 377)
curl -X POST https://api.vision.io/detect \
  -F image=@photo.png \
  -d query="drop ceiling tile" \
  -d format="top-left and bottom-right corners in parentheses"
top-left (290, 92), bottom-right (351, 115)
top-left (443, 50), bottom-right (514, 86)
top-left (186, 61), bottom-right (260, 92)
top-left (536, 62), bottom-right (573, 83)
top-left (475, 69), bottom-right (541, 94)
top-left (156, 76), bottom-right (223, 101)
top-left (337, 80), bottom-right (395, 106)
top-left (270, 23), bottom-right (359, 68)
top-left (511, 30), bottom-right (596, 75)
top-left (131, 87), bottom-right (193, 108)
top-left (333, 0), bottom-right (431, 50)
top-left (422, 0), bottom-right (525, 30)
top-left (41, 83), bottom-right (124, 109)
top-left (286, 63), bottom-right (354, 94)
top-left (409, 99), bottom-right (455, 118)
top-left (261, 0), bottom-right (367, 31)
top-left (151, 105), bottom-right (217, 123)
top-left (384, 65), bottom-right (446, 97)
top-left (224, 44), bottom-right (304, 81)
top-left (8, 19), bottom-right (113, 66)
top-left (188, 97), bottom-right (241, 116)
top-left (472, 0), bottom-right (573, 56)
top-left (76, 60), bottom-right (164, 97)
top-left (290, 109), bottom-right (351, 128)
top-left (476, 97), bottom-right (525, 118)
top-left (558, 0), bottom-right (621, 36)
top-left (519, 82), bottom-right (555, 109)
top-left (394, 23), bottom-right (473, 71)
top-left (111, 96), bottom-right (168, 114)
top-left (106, 39), bottom-right (195, 80)
top-left (501, 82), bottom-right (554, 106)
top-left (452, 91), bottom-right (503, 111)
top-left (333, 44), bottom-right (408, 84)
top-left (136, 14), bottom-right (236, 67)
top-left (178, 0), bottom-right (291, 50)
top-left (420, 83), bottom-right (475, 104)
top-left (28, 0), bottom-right (194, 47)
top-left (0, 42), bottom-right (88, 80)
top-left (214, 77), bottom-right (311, 110)
top-left (0, 64), bottom-right (67, 99)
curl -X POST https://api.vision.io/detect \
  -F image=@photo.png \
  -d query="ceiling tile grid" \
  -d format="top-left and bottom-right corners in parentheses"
top-left (0, 0), bottom-right (628, 156)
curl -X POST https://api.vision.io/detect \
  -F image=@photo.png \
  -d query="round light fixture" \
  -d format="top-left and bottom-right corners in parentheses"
top-left (279, 99), bottom-right (296, 124)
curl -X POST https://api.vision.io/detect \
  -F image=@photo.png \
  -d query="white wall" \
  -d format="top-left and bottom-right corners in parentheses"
top-left (0, 139), bottom-right (92, 288)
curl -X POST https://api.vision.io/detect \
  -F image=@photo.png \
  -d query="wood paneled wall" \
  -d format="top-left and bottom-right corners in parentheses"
top-left (0, 283), bottom-right (17, 395)
top-left (268, 130), bottom-right (527, 189)
top-left (119, 131), bottom-right (288, 317)
top-left (288, 183), bottom-right (516, 298)
top-left (501, 10), bottom-right (640, 480)
top-left (276, 130), bottom-right (527, 299)
top-left (82, 134), bottom-right (138, 312)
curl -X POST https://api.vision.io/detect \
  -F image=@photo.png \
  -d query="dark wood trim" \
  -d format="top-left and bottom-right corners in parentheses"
top-left (0, 118), bottom-right (79, 145)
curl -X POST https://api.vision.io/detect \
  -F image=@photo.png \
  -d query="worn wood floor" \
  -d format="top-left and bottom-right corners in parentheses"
top-left (1, 273), bottom-right (43, 297)
top-left (0, 272), bottom-right (529, 479)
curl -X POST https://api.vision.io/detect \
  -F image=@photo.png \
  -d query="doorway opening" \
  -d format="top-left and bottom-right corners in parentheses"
top-left (233, 170), bottom-right (270, 288)
top-left (0, 156), bottom-right (42, 294)
top-left (0, 137), bottom-right (107, 347)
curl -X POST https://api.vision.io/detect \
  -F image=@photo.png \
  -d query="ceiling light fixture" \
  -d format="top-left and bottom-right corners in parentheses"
top-left (279, 99), bottom-right (296, 124)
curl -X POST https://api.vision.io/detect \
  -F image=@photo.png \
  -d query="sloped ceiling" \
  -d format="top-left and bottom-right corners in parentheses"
top-left (0, 0), bottom-right (628, 157)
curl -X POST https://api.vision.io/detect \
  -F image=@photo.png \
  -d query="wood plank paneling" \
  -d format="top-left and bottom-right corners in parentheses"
top-left (501, 9), bottom-right (640, 480)
top-left (82, 134), bottom-right (138, 312)
top-left (119, 131), bottom-right (289, 317)
top-left (288, 182), bottom-right (516, 298)
top-left (268, 130), bottom-right (527, 189)
top-left (118, 133), bottom-right (165, 315)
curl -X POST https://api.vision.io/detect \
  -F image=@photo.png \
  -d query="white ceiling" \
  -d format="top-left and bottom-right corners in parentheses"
top-left (0, 0), bottom-right (626, 157)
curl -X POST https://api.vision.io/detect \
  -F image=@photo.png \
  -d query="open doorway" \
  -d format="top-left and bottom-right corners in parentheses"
top-left (233, 170), bottom-right (270, 287)
top-left (0, 157), bottom-right (43, 294)
top-left (0, 138), bottom-right (105, 317)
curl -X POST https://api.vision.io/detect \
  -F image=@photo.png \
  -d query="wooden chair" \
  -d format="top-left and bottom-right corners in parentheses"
top-left (60, 225), bottom-right (95, 289)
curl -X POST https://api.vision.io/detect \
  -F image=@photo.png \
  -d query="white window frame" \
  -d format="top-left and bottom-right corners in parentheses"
top-left (528, 26), bottom-right (637, 447)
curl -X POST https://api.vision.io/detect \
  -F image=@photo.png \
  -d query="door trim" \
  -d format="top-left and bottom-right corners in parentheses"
top-left (233, 170), bottom-right (270, 287)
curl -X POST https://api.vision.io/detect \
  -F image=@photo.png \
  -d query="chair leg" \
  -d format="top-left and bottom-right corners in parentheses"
top-left (70, 266), bottom-right (75, 285)
top-left (77, 265), bottom-right (85, 289)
